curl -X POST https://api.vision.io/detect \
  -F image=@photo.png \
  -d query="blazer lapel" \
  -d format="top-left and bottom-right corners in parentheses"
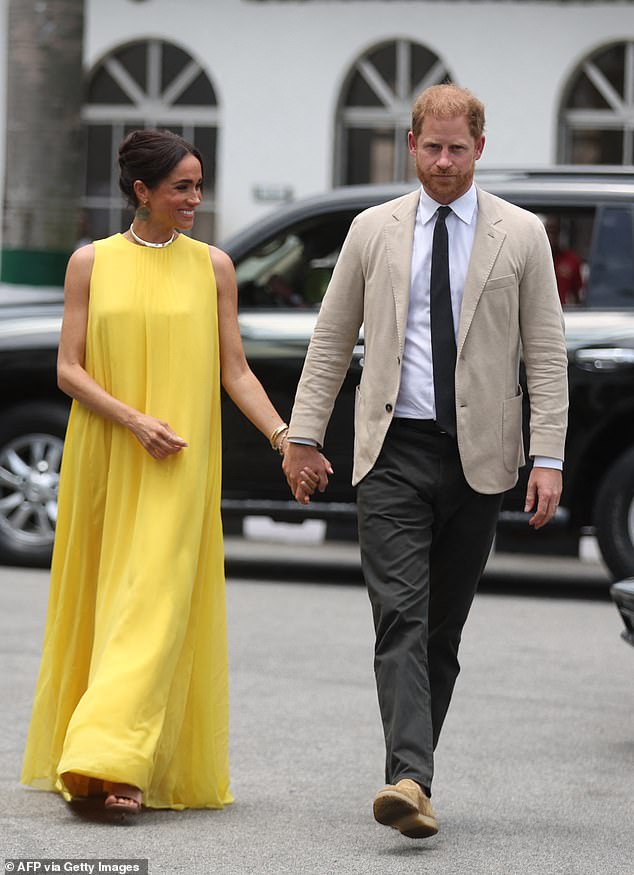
top-left (384, 189), bottom-right (420, 354)
top-left (457, 188), bottom-right (506, 354)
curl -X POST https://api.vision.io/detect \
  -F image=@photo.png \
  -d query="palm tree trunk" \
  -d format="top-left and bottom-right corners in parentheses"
top-left (1, 0), bottom-right (85, 285)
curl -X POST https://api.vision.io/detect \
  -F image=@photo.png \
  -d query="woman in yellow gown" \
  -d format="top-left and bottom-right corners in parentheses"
top-left (21, 129), bottom-right (316, 816)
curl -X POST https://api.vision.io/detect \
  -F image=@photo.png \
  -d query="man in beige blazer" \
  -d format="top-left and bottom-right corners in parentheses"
top-left (283, 85), bottom-right (568, 840)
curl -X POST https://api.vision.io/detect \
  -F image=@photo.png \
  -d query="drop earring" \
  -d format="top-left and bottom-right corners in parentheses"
top-left (136, 201), bottom-right (150, 221)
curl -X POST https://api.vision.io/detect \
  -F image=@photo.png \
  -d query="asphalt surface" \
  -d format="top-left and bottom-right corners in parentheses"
top-left (1, 542), bottom-right (632, 875)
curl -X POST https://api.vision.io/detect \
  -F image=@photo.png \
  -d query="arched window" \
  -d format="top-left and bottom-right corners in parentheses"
top-left (335, 39), bottom-right (452, 185)
top-left (560, 41), bottom-right (634, 165)
top-left (82, 39), bottom-right (219, 242)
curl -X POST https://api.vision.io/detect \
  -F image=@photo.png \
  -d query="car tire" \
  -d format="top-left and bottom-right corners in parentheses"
top-left (0, 402), bottom-right (69, 568)
top-left (595, 446), bottom-right (634, 580)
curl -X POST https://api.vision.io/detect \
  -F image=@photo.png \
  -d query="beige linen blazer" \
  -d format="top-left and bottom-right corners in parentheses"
top-left (288, 187), bottom-right (569, 494)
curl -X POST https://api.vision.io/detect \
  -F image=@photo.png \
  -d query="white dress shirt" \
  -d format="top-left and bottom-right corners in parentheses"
top-left (395, 184), bottom-right (477, 420)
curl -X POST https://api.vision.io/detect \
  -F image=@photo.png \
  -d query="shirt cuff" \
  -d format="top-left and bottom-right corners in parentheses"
top-left (287, 437), bottom-right (320, 447)
top-left (533, 456), bottom-right (563, 470)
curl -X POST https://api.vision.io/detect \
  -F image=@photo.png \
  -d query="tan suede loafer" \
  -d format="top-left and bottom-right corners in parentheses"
top-left (373, 778), bottom-right (438, 839)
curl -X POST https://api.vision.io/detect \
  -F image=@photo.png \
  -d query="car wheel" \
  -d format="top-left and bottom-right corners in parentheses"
top-left (595, 446), bottom-right (634, 580)
top-left (0, 403), bottom-right (69, 568)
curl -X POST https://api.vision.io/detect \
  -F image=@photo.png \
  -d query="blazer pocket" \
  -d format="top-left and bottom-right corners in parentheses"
top-left (483, 274), bottom-right (515, 292)
top-left (502, 390), bottom-right (524, 473)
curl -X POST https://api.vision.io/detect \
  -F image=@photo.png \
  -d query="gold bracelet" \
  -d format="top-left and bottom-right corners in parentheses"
top-left (269, 423), bottom-right (289, 450)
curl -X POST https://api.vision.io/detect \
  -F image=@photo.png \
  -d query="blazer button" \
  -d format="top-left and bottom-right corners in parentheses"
top-left (386, 403), bottom-right (393, 412)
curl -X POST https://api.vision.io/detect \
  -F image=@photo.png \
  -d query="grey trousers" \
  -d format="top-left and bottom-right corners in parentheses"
top-left (356, 418), bottom-right (503, 793)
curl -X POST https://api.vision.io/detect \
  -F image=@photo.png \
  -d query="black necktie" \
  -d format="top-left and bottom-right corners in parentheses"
top-left (430, 206), bottom-right (457, 436)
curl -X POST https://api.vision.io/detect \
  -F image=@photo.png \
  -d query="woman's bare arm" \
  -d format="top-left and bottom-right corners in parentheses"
top-left (212, 246), bottom-right (332, 500)
top-left (213, 245), bottom-right (288, 443)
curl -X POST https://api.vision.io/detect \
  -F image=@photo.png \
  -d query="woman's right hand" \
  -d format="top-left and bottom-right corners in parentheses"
top-left (129, 413), bottom-right (188, 459)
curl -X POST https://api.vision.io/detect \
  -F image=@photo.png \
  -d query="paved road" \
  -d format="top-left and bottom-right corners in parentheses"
top-left (1, 547), bottom-right (632, 875)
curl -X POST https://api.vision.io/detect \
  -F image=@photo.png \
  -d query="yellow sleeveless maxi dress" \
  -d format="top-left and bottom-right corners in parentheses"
top-left (21, 233), bottom-right (232, 810)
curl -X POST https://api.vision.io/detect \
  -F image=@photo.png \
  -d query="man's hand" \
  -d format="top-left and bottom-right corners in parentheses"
top-left (282, 442), bottom-right (333, 505)
top-left (524, 466), bottom-right (562, 529)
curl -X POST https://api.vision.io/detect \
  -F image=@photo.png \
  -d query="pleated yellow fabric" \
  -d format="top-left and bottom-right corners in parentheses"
top-left (21, 233), bottom-right (232, 810)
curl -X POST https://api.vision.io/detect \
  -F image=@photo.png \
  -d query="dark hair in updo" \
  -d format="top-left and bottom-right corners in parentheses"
top-left (118, 129), bottom-right (204, 208)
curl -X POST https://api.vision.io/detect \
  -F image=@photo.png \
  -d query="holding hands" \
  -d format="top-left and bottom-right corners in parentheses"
top-left (282, 442), bottom-right (334, 505)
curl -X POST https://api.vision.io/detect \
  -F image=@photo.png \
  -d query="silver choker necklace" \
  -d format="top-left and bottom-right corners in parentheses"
top-left (129, 224), bottom-right (177, 248)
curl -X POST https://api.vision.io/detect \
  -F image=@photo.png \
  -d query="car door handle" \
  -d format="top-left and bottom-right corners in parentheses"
top-left (575, 348), bottom-right (634, 371)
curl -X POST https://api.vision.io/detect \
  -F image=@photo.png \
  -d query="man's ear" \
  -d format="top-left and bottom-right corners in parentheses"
top-left (474, 135), bottom-right (485, 161)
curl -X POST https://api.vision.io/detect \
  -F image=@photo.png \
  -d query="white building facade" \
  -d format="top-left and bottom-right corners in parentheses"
top-left (2, 0), bottom-right (634, 242)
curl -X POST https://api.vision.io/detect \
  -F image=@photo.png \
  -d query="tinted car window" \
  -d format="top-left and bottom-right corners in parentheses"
top-left (586, 206), bottom-right (634, 309)
top-left (536, 207), bottom-right (594, 309)
top-left (236, 214), bottom-right (354, 309)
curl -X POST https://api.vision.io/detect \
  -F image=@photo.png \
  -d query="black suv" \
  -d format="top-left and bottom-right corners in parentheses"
top-left (1, 169), bottom-right (634, 579)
